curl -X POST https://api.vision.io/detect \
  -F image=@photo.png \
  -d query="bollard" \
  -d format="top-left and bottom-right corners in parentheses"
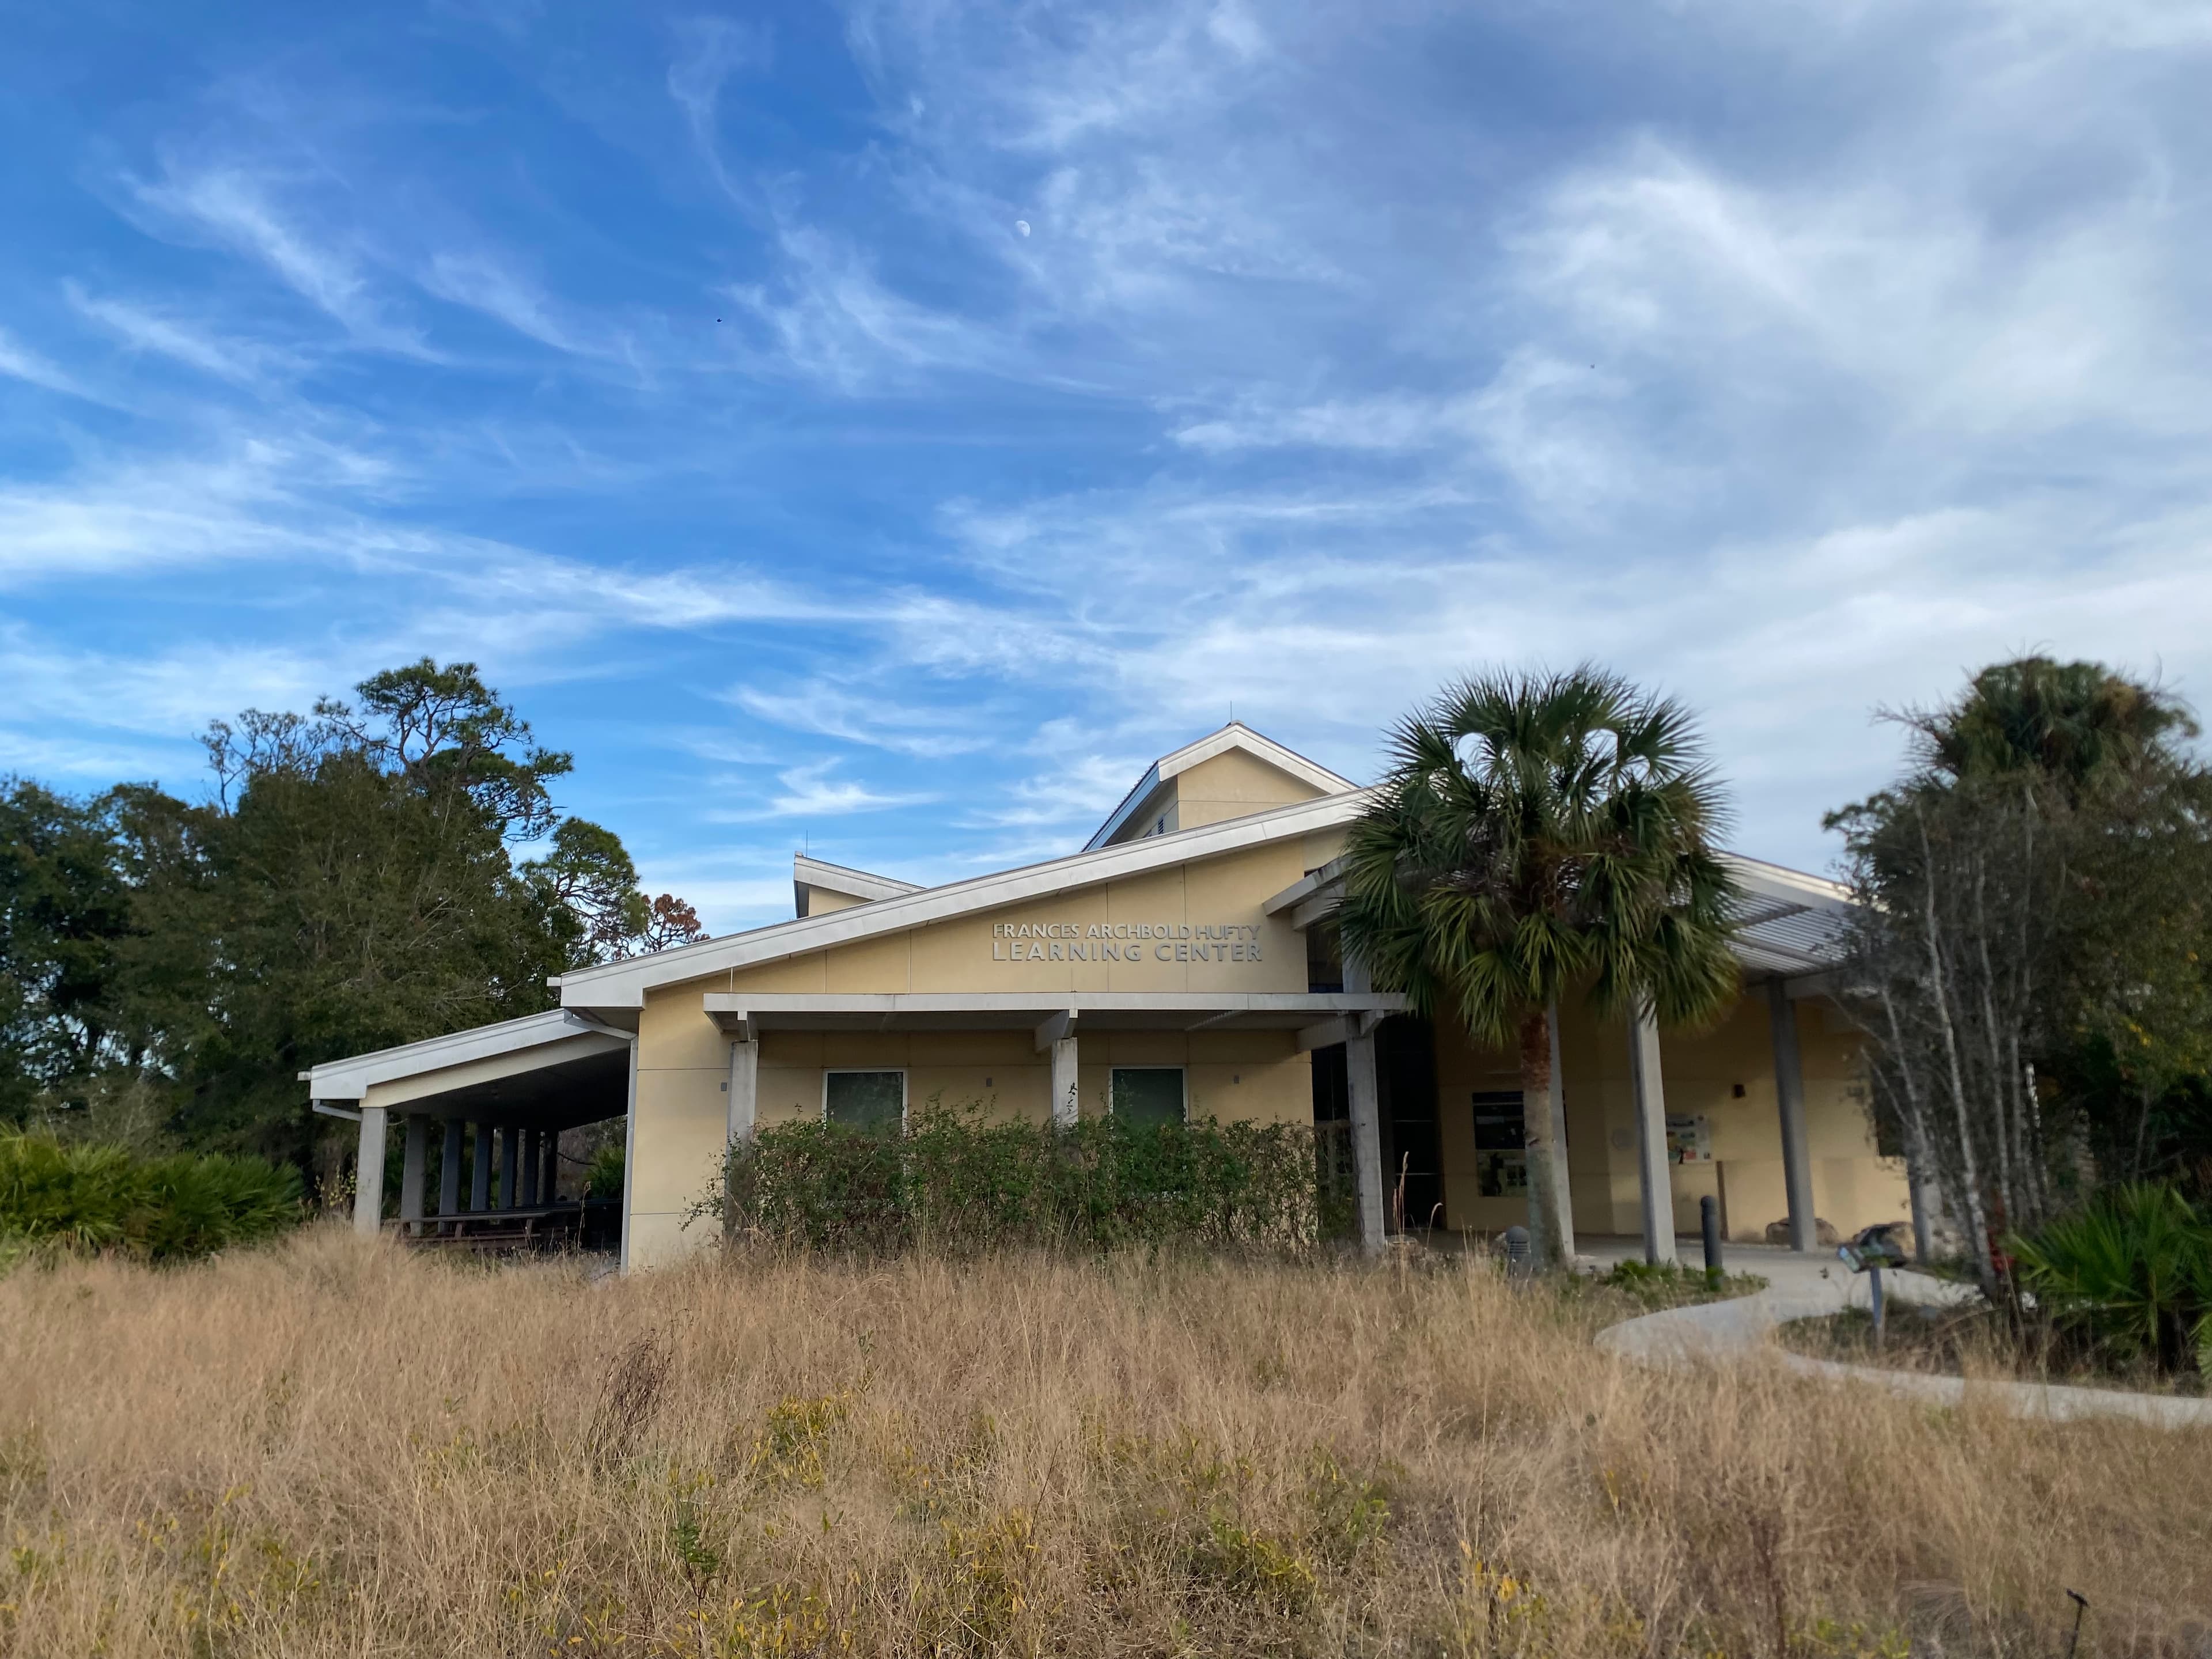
top-left (1700, 1194), bottom-right (1722, 1278)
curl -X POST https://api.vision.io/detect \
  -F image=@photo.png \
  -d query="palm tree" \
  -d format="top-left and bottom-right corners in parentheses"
top-left (1338, 668), bottom-right (1741, 1270)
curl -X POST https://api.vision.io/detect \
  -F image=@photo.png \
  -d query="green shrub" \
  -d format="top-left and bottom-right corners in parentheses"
top-left (0, 1132), bottom-right (304, 1264)
top-left (2010, 1183), bottom-right (2212, 1373)
top-left (699, 1103), bottom-right (1355, 1256)
top-left (585, 1142), bottom-right (626, 1202)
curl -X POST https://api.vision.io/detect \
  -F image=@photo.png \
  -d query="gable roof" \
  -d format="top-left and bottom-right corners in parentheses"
top-left (1084, 721), bottom-right (1358, 850)
top-left (557, 788), bottom-right (1370, 1016)
top-left (793, 853), bottom-right (922, 916)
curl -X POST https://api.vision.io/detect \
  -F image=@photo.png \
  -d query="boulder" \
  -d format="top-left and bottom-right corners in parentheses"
top-left (1763, 1216), bottom-right (1841, 1247)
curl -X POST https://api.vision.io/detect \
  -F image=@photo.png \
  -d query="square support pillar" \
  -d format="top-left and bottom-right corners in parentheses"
top-left (541, 1132), bottom-right (561, 1206)
top-left (1627, 1000), bottom-right (1677, 1266)
top-left (440, 1118), bottom-right (464, 1219)
top-left (499, 1126), bottom-right (520, 1210)
top-left (1342, 957), bottom-right (1387, 1257)
top-left (518, 1127), bottom-right (540, 1208)
top-left (352, 1105), bottom-right (388, 1237)
top-left (1765, 978), bottom-right (1817, 1253)
top-left (1050, 1033), bottom-right (1080, 1129)
top-left (399, 1113), bottom-right (429, 1232)
top-left (725, 1037), bottom-right (759, 1244)
top-left (469, 1122), bottom-right (492, 1212)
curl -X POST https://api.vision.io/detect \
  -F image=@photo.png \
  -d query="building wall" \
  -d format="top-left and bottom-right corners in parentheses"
top-left (1169, 749), bottom-right (1329, 832)
top-left (1430, 991), bottom-right (1910, 1242)
top-left (797, 887), bottom-right (865, 918)
top-left (622, 813), bottom-right (1897, 1267)
top-left (623, 832), bottom-right (1333, 1267)
top-left (749, 1028), bottom-right (1312, 1128)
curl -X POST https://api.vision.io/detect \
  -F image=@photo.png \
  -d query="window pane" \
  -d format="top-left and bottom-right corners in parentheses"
top-left (1470, 1090), bottom-right (1527, 1197)
top-left (1112, 1067), bottom-right (1184, 1128)
top-left (826, 1071), bottom-right (904, 1133)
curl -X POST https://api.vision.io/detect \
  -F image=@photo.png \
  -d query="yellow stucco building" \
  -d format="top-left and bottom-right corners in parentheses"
top-left (308, 723), bottom-right (1909, 1267)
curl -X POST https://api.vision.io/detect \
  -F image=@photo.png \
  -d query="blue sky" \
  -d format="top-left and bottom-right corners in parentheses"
top-left (3, 0), bottom-right (2210, 931)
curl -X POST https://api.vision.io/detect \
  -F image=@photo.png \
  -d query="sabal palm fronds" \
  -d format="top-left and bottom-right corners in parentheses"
top-left (1338, 668), bottom-right (1742, 1269)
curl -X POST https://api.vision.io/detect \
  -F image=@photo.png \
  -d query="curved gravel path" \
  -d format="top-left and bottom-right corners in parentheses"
top-left (1592, 1249), bottom-right (2212, 1431)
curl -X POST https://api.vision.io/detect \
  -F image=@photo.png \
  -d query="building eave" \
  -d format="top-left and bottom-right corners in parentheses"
top-left (558, 789), bottom-right (1375, 1013)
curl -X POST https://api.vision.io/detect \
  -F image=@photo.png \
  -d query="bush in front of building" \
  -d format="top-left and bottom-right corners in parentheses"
top-left (704, 1104), bottom-right (1355, 1255)
top-left (2010, 1182), bottom-right (2212, 1376)
top-left (0, 1131), bottom-right (304, 1266)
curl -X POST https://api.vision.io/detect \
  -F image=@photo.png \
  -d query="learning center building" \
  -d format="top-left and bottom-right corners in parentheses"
top-left (308, 722), bottom-right (1909, 1267)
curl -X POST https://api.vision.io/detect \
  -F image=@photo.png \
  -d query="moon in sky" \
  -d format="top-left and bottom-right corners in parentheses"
top-left (1015, 220), bottom-right (1031, 237)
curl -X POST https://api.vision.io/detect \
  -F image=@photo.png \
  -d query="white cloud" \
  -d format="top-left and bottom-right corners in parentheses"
top-left (418, 250), bottom-right (599, 355)
top-left (65, 286), bottom-right (299, 385)
top-left (730, 759), bottom-right (937, 819)
top-left (129, 161), bottom-right (429, 354)
top-left (0, 324), bottom-right (96, 400)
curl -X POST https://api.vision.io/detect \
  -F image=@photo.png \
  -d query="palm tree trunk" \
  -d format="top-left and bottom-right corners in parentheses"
top-left (1518, 1006), bottom-right (1568, 1271)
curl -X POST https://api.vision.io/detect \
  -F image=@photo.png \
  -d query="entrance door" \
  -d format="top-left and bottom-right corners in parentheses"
top-left (1376, 1016), bottom-right (1441, 1233)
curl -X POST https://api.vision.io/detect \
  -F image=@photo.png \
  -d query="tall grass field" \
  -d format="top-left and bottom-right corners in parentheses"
top-left (3, 1230), bottom-right (2209, 1656)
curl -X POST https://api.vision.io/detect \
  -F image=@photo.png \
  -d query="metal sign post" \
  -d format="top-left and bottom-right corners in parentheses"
top-left (1836, 1223), bottom-right (1907, 1349)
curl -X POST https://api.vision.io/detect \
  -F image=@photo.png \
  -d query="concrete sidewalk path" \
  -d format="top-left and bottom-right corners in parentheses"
top-left (1589, 1240), bottom-right (2212, 1431)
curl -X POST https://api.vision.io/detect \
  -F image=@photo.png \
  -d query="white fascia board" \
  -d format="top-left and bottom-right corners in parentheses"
top-left (560, 790), bottom-right (1376, 1012)
top-left (303, 1009), bottom-right (626, 1101)
top-left (793, 854), bottom-right (922, 905)
top-left (1156, 722), bottom-right (1357, 796)
top-left (1084, 724), bottom-right (1357, 851)
top-left (702, 990), bottom-right (1408, 1017)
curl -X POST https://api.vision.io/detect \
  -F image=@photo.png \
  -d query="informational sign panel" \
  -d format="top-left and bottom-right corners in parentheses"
top-left (1665, 1112), bottom-right (1714, 1164)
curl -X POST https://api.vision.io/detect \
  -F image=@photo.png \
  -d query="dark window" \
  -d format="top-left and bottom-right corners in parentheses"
top-left (1111, 1067), bottom-right (1185, 1127)
top-left (1310, 1043), bottom-right (1349, 1123)
top-left (1471, 1089), bottom-right (1527, 1197)
top-left (1305, 921), bottom-right (1343, 993)
top-left (825, 1070), bottom-right (904, 1132)
top-left (1377, 1016), bottom-right (1441, 1232)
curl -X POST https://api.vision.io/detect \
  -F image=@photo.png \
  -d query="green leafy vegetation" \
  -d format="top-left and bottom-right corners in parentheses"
top-left (1336, 666), bottom-right (1742, 1270)
top-left (2010, 1182), bottom-right (2212, 1374)
top-left (0, 660), bottom-right (700, 1168)
top-left (0, 1131), bottom-right (301, 1263)
top-left (701, 1103), bottom-right (1355, 1255)
top-left (1829, 656), bottom-right (2212, 1294)
top-left (1590, 1257), bottom-right (1769, 1309)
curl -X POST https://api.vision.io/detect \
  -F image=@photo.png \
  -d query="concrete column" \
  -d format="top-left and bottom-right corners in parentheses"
top-left (1627, 1000), bottom-right (1677, 1265)
top-left (541, 1132), bottom-right (562, 1205)
top-left (469, 1122), bottom-right (491, 1211)
top-left (1545, 999), bottom-right (1575, 1262)
top-left (725, 1037), bottom-right (759, 1244)
top-left (352, 1105), bottom-right (388, 1237)
top-left (1766, 978), bottom-right (1817, 1253)
top-left (518, 1127), bottom-right (540, 1208)
top-left (399, 1113), bottom-right (429, 1232)
top-left (499, 1126), bottom-right (520, 1210)
top-left (728, 1038), bottom-right (759, 1143)
top-left (1342, 956), bottom-right (1387, 1256)
top-left (439, 1118), bottom-right (464, 1218)
top-left (1050, 1034), bottom-right (1080, 1129)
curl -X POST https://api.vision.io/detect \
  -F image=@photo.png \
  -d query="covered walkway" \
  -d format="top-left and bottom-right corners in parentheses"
top-left (304, 1010), bottom-right (632, 1244)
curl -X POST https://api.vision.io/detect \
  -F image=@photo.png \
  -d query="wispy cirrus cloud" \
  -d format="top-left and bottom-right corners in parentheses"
top-left (65, 285), bottom-right (300, 385)
top-left (707, 759), bottom-right (938, 821)
top-left (1, 0), bottom-right (2209, 935)
top-left (126, 160), bottom-right (430, 355)
top-left (0, 323), bottom-right (101, 402)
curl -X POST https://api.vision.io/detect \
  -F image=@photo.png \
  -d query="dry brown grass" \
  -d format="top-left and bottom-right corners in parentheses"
top-left (3, 1227), bottom-right (2210, 1658)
